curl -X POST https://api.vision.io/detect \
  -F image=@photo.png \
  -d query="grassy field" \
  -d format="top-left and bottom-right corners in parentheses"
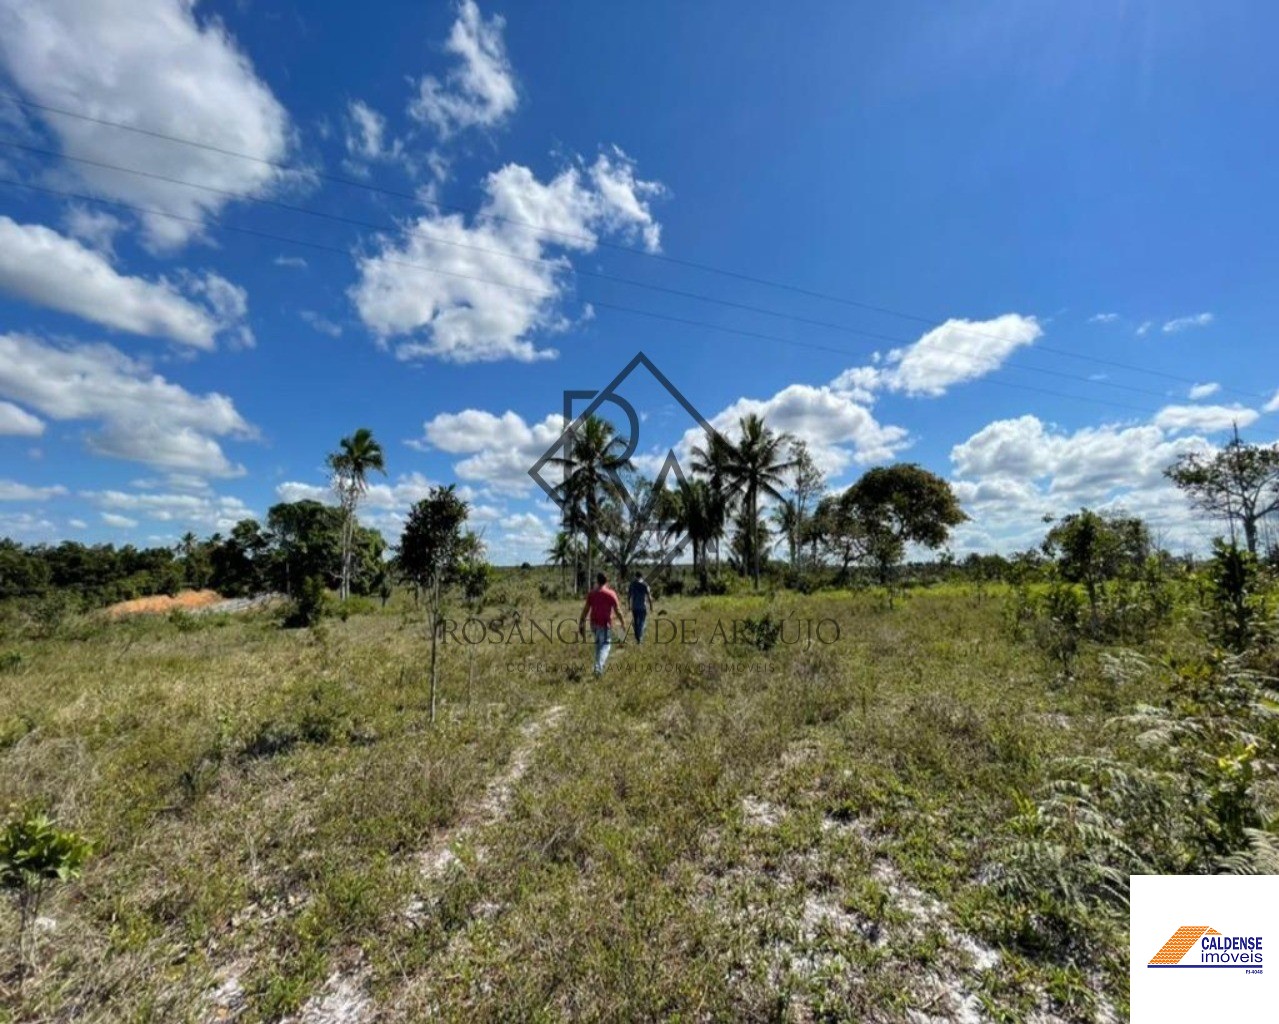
top-left (0, 584), bottom-right (1236, 1022)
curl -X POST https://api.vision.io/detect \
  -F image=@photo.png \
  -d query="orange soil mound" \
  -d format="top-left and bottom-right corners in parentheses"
top-left (105, 589), bottom-right (224, 618)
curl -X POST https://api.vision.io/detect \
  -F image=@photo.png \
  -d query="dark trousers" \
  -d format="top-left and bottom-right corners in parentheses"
top-left (632, 609), bottom-right (648, 643)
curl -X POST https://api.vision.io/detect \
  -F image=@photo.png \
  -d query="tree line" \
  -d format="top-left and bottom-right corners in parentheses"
top-left (2, 421), bottom-right (1278, 607)
top-left (0, 500), bottom-right (389, 606)
top-left (547, 410), bottom-right (966, 592)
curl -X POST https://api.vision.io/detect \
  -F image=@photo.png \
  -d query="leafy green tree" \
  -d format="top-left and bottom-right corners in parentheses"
top-left (811, 493), bottom-right (869, 580)
top-left (177, 531), bottom-right (214, 589)
top-left (843, 464), bottom-right (968, 586)
top-left (1042, 508), bottom-right (1150, 628)
top-left (0, 540), bottom-right (50, 600)
top-left (1166, 432), bottom-right (1279, 556)
top-left (398, 486), bottom-right (471, 723)
top-left (1204, 540), bottom-right (1264, 651)
top-left (209, 519), bottom-right (271, 597)
top-left (267, 500), bottom-right (343, 595)
top-left (328, 428), bottom-right (387, 600)
top-left (285, 575), bottom-right (329, 628)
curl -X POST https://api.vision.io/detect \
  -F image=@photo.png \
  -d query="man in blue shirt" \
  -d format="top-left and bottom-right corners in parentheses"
top-left (627, 572), bottom-right (653, 643)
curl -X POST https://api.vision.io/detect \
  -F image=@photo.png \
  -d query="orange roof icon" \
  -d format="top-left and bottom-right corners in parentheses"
top-left (1149, 926), bottom-right (1221, 965)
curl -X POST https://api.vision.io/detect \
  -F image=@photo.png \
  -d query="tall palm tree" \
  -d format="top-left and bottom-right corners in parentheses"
top-left (548, 415), bottom-right (631, 586)
top-left (720, 414), bottom-right (796, 589)
top-left (327, 427), bottom-right (386, 600)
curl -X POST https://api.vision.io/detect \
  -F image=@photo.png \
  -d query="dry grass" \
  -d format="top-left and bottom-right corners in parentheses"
top-left (0, 587), bottom-right (1167, 1022)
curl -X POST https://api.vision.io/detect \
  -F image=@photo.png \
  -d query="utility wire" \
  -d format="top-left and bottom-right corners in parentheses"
top-left (0, 136), bottom-right (1264, 405)
top-left (5, 92), bottom-right (1267, 402)
top-left (0, 137), bottom-right (943, 342)
top-left (0, 175), bottom-right (1182, 418)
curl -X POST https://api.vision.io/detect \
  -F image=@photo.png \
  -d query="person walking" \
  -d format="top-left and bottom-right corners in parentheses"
top-left (579, 571), bottom-right (626, 677)
top-left (628, 571), bottom-right (653, 643)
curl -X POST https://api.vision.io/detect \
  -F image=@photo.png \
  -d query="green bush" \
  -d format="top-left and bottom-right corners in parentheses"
top-left (284, 575), bottom-right (329, 629)
top-left (735, 613), bottom-right (784, 652)
top-left (1205, 541), bottom-right (1265, 652)
top-left (1, 806), bottom-right (93, 984)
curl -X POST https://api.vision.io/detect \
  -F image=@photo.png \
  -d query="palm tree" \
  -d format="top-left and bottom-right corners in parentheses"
top-left (770, 498), bottom-right (800, 568)
top-left (327, 427), bottom-right (386, 600)
top-left (691, 430), bottom-right (737, 575)
top-left (545, 531), bottom-right (579, 592)
top-left (548, 415), bottom-right (631, 586)
top-left (720, 414), bottom-right (796, 589)
top-left (663, 478), bottom-right (724, 591)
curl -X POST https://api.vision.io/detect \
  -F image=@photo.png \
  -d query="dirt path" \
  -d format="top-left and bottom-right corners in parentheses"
top-left (410, 703), bottom-right (565, 891)
top-left (270, 704), bottom-right (567, 1024)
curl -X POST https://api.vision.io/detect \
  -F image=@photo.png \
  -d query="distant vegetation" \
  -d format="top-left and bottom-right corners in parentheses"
top-left (2, 426), bottom-right (1278, 615)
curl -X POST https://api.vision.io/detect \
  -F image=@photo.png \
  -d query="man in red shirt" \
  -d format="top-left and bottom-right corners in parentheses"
top-left (579, 571), bottom-right (626, 677)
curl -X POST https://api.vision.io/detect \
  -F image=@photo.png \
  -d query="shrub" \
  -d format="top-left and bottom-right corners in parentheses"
top-left (1, 807), bottom-right (93, 986)
top-left (1032, 582), bottom-right (1085, 678)
top-left (25, 592), bottom-right (77, 639)
top-left (168, 609), bottom-right (200, 633)
top-left (735, 613), bottom-right (783, 652)
top-left (1205, 541), bottom-right (1265, 652)
top-left (990, 652), bottom-right (1279, 959)
top-left (284, 575), bottom-right (329, 629)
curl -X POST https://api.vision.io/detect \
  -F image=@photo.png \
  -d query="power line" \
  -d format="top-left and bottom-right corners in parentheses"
top-left (0, 137), bottom-right (1263, 407)
top-left (0, 137), bottom-right (961, 342)
top-left (0, 176), bottom-right (1181, 419)
top-left (0, 175), bottom-right (1233, 418)
top-left (6, 91), bottom-right (1267, 404)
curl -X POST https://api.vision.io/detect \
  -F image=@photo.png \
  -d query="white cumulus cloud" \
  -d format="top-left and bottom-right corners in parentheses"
top-left (0, 217), bottom-right (252, 349)
top-left (87, 488), bottom-right (254, 532)
top-left (414, 410), bottom-right (567, 494)
top-left (832, 314), bottom-right (1042, 400)
top-left (408, 0), bottom-right (518, 137)
top-left (62, 205), bottom-right (124, 255)
top-left (0, 333), bottom-right (256, 477)
top-left (351, 151), bottom-right (663, 363)
top-left (1188, 382), bottom-right (1220, 400)
top-left (0, 0), bottom-right (291, 249)
top-left (948, 414), bottom-right (1219, 552)
top-left (690, 384), bottom-right (910, 478)
top-left (343, 99), bottom-right (403, 170)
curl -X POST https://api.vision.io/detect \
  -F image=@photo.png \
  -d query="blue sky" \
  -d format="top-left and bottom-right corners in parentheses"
top-left (1, 0), bottom-right (1277, 561)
